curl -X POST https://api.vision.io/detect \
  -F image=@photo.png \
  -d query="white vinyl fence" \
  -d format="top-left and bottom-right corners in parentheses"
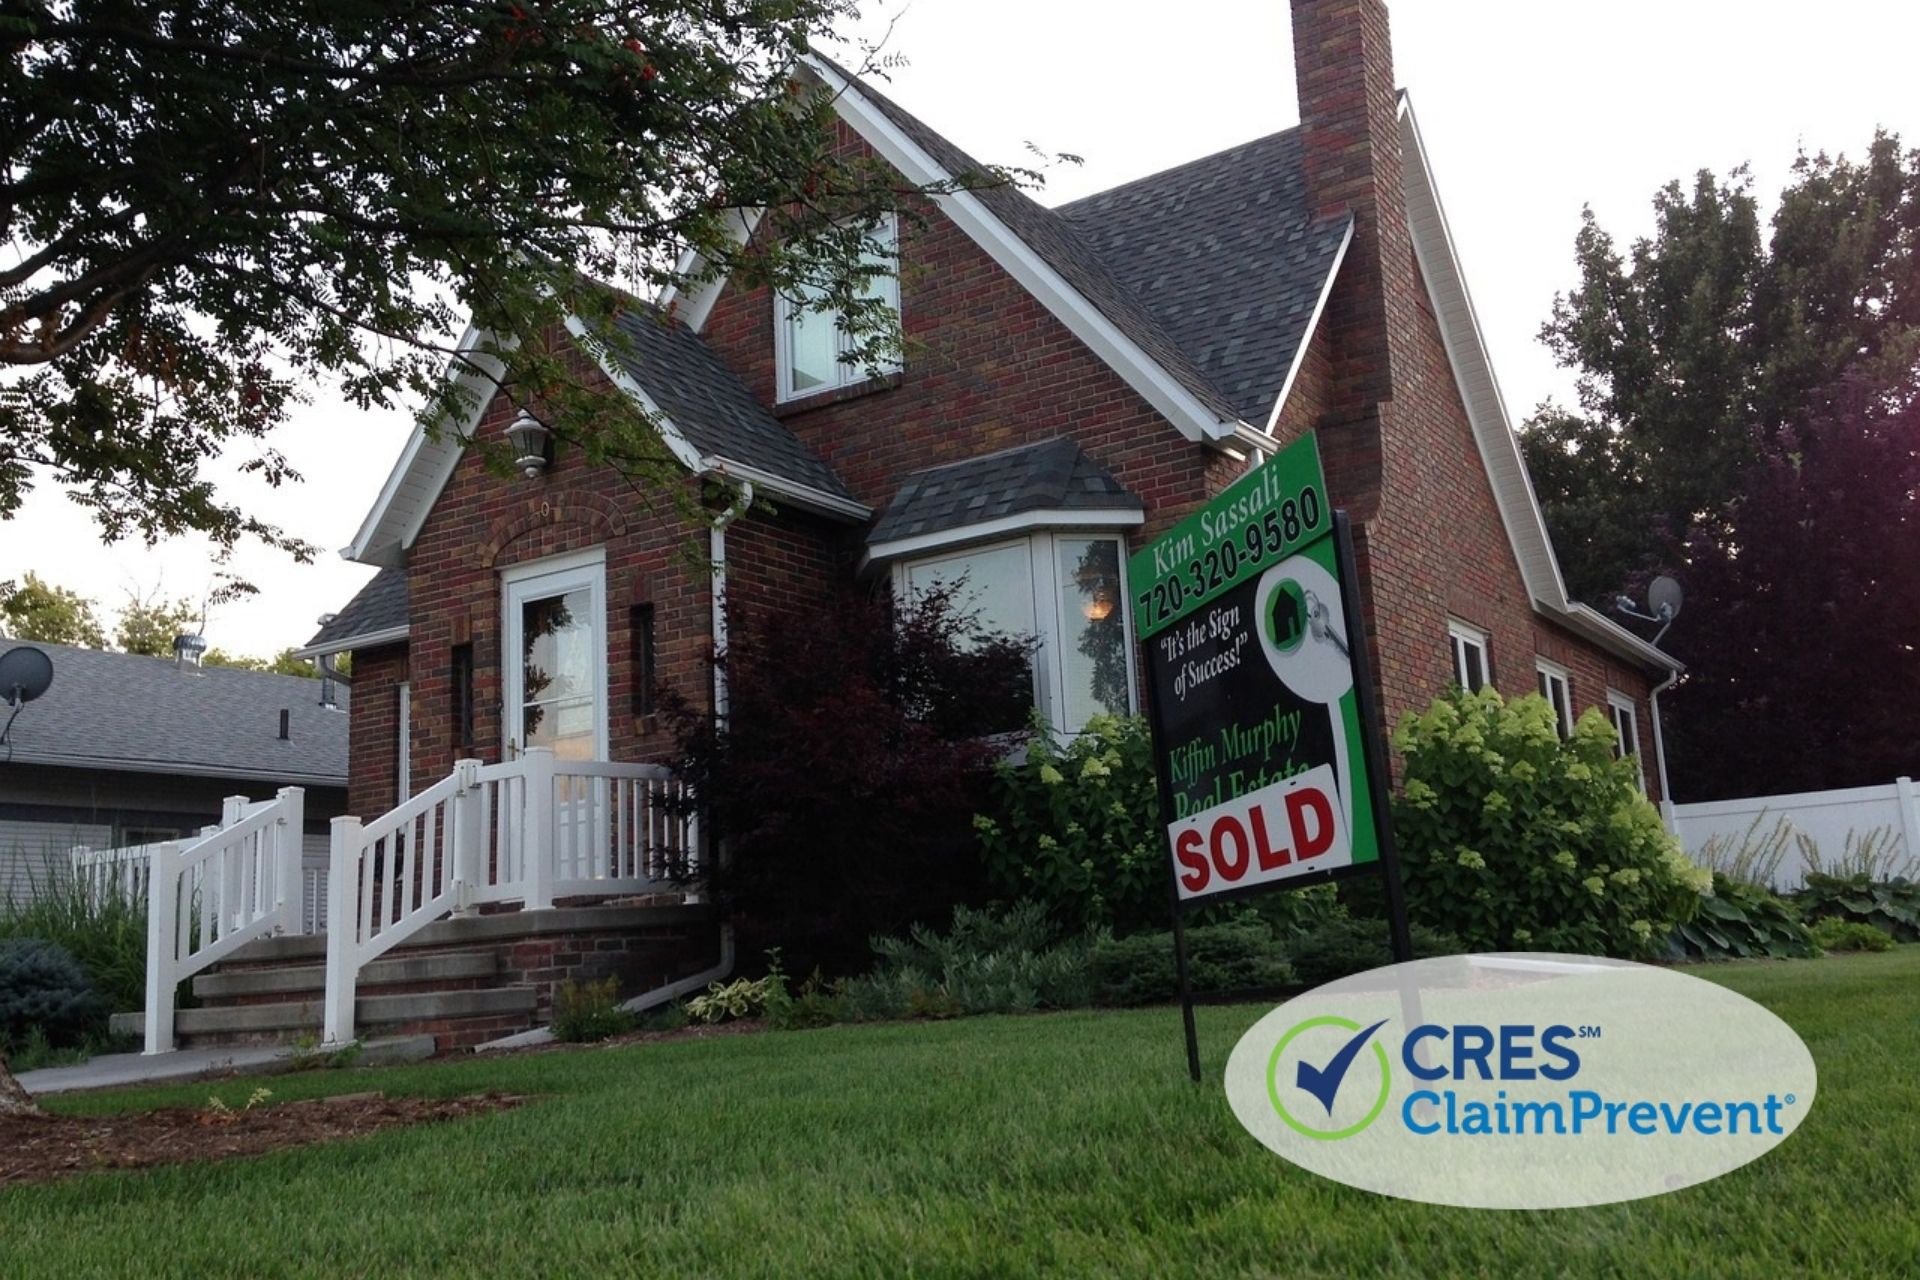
top-left (1665, 776), bottom-right (1920, 891)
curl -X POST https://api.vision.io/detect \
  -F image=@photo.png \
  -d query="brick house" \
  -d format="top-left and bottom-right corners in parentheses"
top-left (299, 0), bottom-right (1674, 896)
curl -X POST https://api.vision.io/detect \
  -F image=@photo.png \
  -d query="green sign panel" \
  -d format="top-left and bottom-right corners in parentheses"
top-left (1130, 431), bottom-right (1329, 641)
top-left (1130, 433), bottom-right (1382, 902)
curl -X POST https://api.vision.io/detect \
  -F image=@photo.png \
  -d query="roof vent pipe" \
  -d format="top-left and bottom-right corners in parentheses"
top-left (173, 633), bottom-right (207, 670)
top-left (279, 708), bottom-right (291, 741)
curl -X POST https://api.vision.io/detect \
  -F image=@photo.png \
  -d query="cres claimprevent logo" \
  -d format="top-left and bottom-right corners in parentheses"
top-left (1266, 1015), bottom-right (1392, 1140)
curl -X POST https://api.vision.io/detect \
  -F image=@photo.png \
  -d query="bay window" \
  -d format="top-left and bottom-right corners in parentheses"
top-left (899, 532), bottom-right (1135, 733)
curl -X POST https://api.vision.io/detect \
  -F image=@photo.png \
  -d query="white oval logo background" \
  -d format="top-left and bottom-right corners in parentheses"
top-left (1224, 954), bottom-right (1817, 1209)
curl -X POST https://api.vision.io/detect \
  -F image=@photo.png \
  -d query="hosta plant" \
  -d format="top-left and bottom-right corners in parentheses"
top-left (1671, 874), bottom-right (1818, 960)
top-left (1792, 874), bottom-right (1920, 942)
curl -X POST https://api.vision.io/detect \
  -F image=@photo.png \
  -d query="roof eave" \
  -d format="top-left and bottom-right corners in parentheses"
top-left (1396, 93), bottom-right (1676, 675)
top-left (291, 624), bottom-right (411, 661)
top-left (1262, 216), bottom-right (1355, 435)
top-left (1559, 604), bottom-right (1683, 675)
top-left (347, 322), bottom-right (503, 567)
top-left (6, 750), bottom-right (349, 790)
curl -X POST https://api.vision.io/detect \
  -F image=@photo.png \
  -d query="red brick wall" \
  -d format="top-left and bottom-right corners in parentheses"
top-left (722, 506), bottom-right (856, 622)
top-left (347, 643), bottom-right (407, 819)
top-left (698, 128), bottom-right (1243, 547)
top-left (390, 350), bottom-right (718, 805)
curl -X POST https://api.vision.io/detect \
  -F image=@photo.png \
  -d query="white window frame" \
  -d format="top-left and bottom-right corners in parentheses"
top-left (1535, 658), bottom-right (1573, 738)
top-left (774, 214), bottom-right (901, 404)
top-left (893, 530), bottom-right (1139, 733)
top-left (1447, 619), bottom-right (1490, 693)
top-left (1607, 689), bottom-right (1646, 791)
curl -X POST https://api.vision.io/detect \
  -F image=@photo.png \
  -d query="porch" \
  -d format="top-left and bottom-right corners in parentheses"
top-left (76, 750), bottom-right (723, 1056)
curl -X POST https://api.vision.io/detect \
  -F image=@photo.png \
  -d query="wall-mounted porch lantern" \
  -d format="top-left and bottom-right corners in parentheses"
top-left (506, 409), bottom-right (552, 479)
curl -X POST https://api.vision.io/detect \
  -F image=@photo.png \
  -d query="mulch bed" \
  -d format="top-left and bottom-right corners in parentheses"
top-left (1, 1092), bottom-right (525, 1187)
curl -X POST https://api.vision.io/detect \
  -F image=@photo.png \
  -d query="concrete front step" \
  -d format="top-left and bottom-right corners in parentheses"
top-left (212, 903), bottom-right (709, 967)
top-left (112, 987), bottom-right (538, 1044)
top-left (193, 949), bottom-right (499, 1000)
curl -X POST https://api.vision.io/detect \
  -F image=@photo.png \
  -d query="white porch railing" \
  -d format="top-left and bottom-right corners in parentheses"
top-left (142, 787), bottom-right (307, 1054)
top-left (70, 840), bottom-right (172, 907)
top-left (322, 749), bottom-right (698, 1045)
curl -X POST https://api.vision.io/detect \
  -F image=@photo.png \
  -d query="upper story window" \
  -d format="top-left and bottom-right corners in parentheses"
top-left (899, 533), bottom-right (1135, 734)
top-left (1447, 619), bottom-right (1489, 693)
top-left (1535, 659), bottom-right (1573, 738)
top-left (775, 216), bottom-right (900, 403)
top-left (1608, 690), bottom-right (1646, 791)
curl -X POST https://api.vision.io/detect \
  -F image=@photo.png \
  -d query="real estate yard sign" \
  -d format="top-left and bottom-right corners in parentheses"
top-left (1130, 432), bottom-right (1411, 1080)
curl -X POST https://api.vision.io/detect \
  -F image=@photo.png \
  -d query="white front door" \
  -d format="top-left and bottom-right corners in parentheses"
top-left (502, 551), bottom-right (608, 762)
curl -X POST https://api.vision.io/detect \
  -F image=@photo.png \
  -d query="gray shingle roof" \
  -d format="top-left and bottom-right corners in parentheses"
top-left (0, 642), bottom-right (348, 787)
top-left (869, 438), bottom-right (1142, 546)
top-left (608, 307), bottom-right (853, 499)
top-left (1058, 132), bottom-right (1353, 423)
top-left (304, 567), bottom-right (408, 653)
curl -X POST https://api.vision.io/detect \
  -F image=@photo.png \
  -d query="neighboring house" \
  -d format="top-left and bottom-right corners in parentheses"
top-left (0, 641), bottom-right (348, 902)
top-left (304, 0), bottom-right (1675, 833)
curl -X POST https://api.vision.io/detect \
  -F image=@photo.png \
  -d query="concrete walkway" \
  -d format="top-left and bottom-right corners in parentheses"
top-left (17, 1036), bottom-right (436, 1098)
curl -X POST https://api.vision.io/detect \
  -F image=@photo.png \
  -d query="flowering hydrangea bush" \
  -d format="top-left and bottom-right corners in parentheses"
top-left (975, 714), bottom-right (1165, 934)
top-left (1391, 688), bottom-right (1706, 958)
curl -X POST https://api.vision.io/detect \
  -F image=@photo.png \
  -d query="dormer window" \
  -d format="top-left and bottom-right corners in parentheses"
top-left (775, 215), bottom-right (900, 402)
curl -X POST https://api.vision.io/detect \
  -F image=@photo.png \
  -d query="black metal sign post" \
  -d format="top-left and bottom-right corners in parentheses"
top-left (1130, 434), bottom-right (1414, 1083)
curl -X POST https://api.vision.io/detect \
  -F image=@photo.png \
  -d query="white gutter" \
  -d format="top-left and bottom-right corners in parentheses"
top-left (708, 479), bottom-right (753, 719)
top-left (1650, 668), bottom-right (1680, 816)
top-left (632, 479), bottom-right (755, 1000)
top-left (291, 624), bottom-right (411, 661)
top-left (620, 925), bottom-right (736, 1018)
top-left (700, 456), bottom-right (871, 523)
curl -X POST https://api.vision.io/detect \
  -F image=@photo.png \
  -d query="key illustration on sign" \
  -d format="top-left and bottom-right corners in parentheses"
top-left (1254, 554), bottom-right (1357, 842)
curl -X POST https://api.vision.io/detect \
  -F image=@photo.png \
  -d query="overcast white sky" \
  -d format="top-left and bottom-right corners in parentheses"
top-left (4, 0), bottom-right (1914, 658)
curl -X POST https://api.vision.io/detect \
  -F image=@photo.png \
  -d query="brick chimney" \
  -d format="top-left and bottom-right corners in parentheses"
top-left (1290, 0), bottom-right (1417, 520)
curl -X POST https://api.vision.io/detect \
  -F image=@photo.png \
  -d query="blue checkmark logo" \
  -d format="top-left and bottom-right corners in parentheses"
top-left (1296, 1018), bottom-right (1388, 1115)
top-left (1267, 1015), bottom-right (1394, 1140)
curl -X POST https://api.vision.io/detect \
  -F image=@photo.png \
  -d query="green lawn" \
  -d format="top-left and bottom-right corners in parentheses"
top-left (7, 951), bottom-right (1919, 1279)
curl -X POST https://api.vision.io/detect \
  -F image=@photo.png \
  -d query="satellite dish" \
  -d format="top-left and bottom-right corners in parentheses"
top-left (0, 645), bottom-right (54, 706)
top-left (1648, 575), bottom-right (1684, 621)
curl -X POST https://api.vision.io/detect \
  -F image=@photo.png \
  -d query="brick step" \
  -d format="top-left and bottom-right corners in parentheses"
top-left (207, 904), bottom-right (705, 971)
top-left (192, 950), bottom-right (499, 1001)
top-left (111, 987), bottom-right (538, 1046)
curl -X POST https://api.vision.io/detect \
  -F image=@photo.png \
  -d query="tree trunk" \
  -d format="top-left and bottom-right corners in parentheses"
top-left (0, 1051), bottom-right (40, 1117)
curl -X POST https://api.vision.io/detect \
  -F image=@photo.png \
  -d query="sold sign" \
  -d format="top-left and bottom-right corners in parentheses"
top-left (1166, 764), bottom-right (1352, 900)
